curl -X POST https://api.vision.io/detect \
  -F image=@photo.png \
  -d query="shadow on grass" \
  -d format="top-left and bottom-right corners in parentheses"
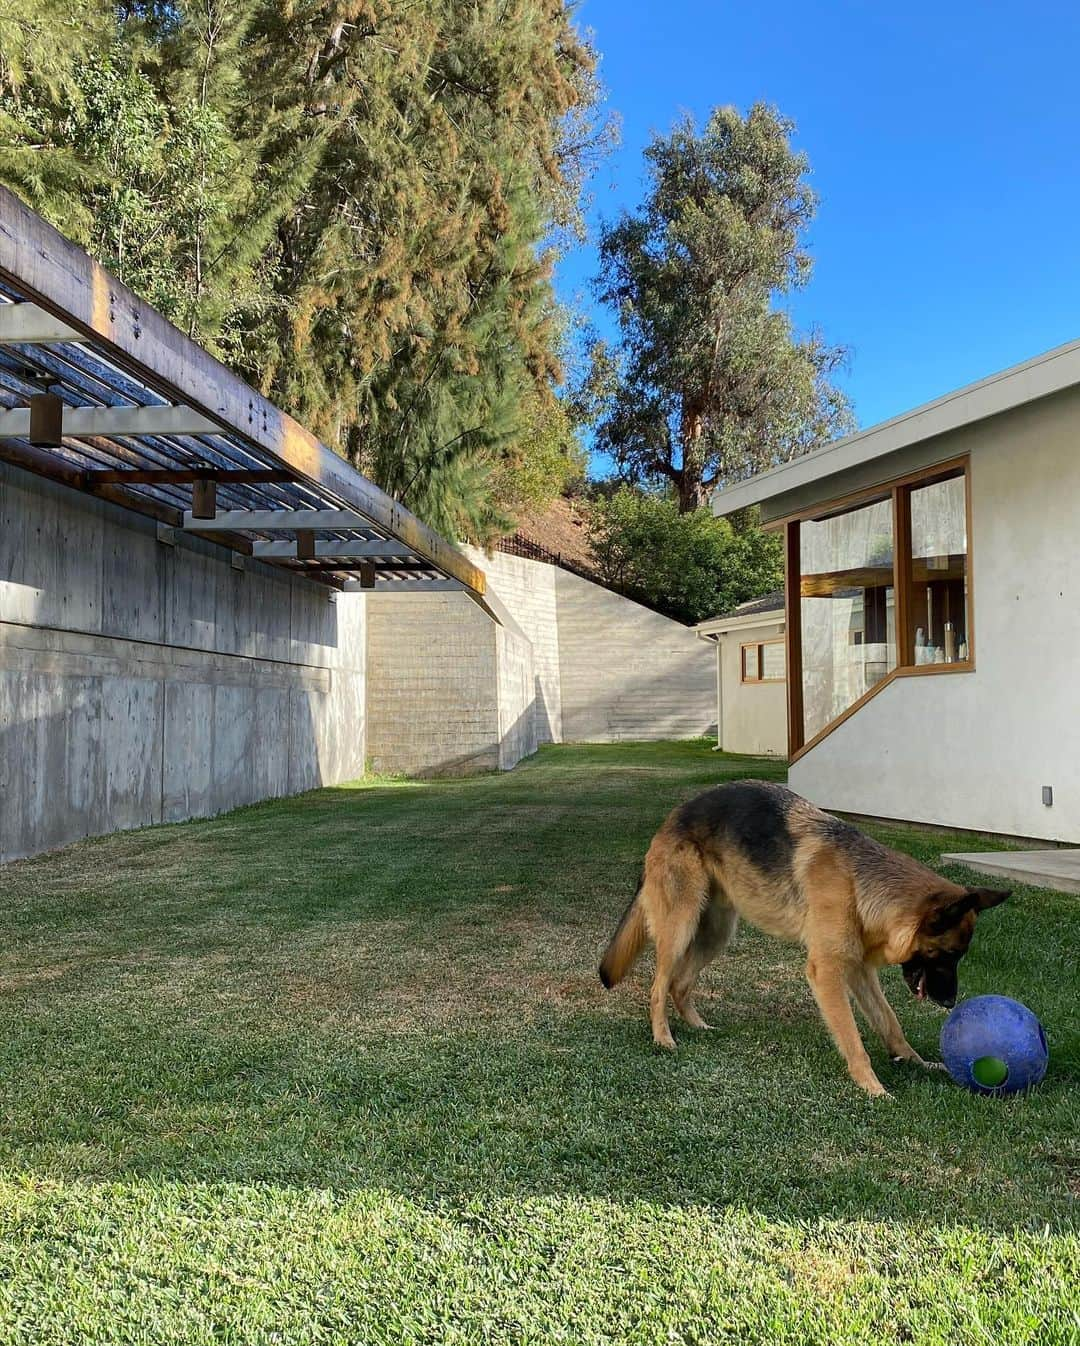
top-left (0, 991), bottom-right (1074, 1239)
top-left (0, 743), bottom-right (1074, 1242)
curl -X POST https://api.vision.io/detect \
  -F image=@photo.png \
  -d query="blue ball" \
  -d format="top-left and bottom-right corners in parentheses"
top-left (940, 995), bottom-right (1048, 1096)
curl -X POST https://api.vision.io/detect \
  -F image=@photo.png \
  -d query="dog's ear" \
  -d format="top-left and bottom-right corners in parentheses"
top-left (966, 886), bottom-right (1010, 911)
top-left (922, 886), bottom-right (1009, 935)
top-left (922, 892), bottom-right (974, 935)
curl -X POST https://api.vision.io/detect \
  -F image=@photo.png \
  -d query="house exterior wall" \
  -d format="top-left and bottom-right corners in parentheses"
top-left (717, 617), bottom-right (787, 756)
top-left (790, 386), bottom-right (1080, 842)
top-left (0, 463), bottom-right (366, 863)
top-left (554, 568), bottom-right (715, 742)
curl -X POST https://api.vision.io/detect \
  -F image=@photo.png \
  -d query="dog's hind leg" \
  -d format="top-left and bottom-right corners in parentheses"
top-left (671, 901), bottom-right (738, 1029)
top-left (647, 849), bottom-right (708, 1050)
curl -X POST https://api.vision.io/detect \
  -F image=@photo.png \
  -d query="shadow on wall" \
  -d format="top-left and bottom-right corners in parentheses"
top-left (402, 700), bottom-right (539, 780)
top-left (557, 656), bottom-right (717, 746)
top-left (533, 671), bottom-right (557, 744)
top-left (405, 658), bottom-right (716, 779)
top-left (0, 461), bottom-right (366, 862)
top-left (0, 673), bottom-right (331, 864)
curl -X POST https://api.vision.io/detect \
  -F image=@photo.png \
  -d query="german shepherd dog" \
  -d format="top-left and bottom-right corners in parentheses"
top-left (599, 780), bottom-right (1009, 1098)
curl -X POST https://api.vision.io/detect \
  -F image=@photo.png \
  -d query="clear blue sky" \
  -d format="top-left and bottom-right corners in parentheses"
top-left (556, 0), bottom-right (1080, 474)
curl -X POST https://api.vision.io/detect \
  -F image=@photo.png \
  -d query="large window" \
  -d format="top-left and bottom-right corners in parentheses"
top-left (800, 495), bottom-right (896, 742)
top-left (786, 462), bottom-right (971, 755)
top-left (908, 472), bottom-right (969, 664)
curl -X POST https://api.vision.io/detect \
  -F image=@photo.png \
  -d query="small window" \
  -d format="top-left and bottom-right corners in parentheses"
top-left (741, 640), bottom-right (786, 683)
top-left (762, 641), bottom-right (786, 681)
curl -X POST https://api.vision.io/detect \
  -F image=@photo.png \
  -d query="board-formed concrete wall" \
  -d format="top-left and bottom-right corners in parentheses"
top-left (0, 463), bottom-right (365, 862)
top-left (463, 546), bottom-right (561, 742)
top-left (365, 548), bottom-right (715, 776)
top-left (365, 590), bottom-right (538, 776)
top-left (553, 567), bottom-right (716, 742)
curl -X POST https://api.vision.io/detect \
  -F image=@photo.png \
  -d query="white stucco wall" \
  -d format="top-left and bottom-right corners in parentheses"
top-left (790, 386), bottom-right (1080, 842)
top-left (717, 617), bottom-right (787, 756)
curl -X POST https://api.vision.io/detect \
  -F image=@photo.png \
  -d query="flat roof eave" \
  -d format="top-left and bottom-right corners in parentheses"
top-left (711, 334), bottom-right (1080, 521)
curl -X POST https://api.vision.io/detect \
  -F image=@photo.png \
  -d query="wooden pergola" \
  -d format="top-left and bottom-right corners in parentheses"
top-left (0, 187), bottom-right (486, 602)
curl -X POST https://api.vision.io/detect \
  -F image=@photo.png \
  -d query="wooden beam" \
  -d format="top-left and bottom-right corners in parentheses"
top-left (0, 301), bottom-right (85, 344)
top-left (344, 579), bottom-right (465, 594)
top-left (296, 530), bottom-right (316, 561)
top-left (0, 404), bottom-right (223, 439)
top-left (784, 519), bottom-right (804, 758)
top-left (0, 186), bottom-right (484, 596)
top-left (182, 508), bottom-right (376, 533)
top-left (251, 537), bottom-right (412, 559)
top-left (28, 392), bottom-right (63, 447)
top-left (191, 478), bottom-right (217, 519)
top-left (85, 468), bottom-right (295, 485)
top-left (893, 485), bottom-right (913, 668)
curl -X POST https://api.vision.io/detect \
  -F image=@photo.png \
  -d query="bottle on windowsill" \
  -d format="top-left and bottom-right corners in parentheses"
top-left (944, 621), bottom-right (956, 663)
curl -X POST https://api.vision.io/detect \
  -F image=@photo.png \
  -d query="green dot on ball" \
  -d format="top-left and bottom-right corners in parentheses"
top-left (972, 1055), bottom-right (1009, 1087)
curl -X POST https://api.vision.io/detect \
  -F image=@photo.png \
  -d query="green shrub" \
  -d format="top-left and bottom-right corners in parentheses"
top-left (586, 487), bottom-right (782, 624)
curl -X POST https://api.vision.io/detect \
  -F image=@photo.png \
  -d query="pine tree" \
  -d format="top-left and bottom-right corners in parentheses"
top-left (233, 0), bottom-right (601, 539)
top-left (0, 0), bottom-right (605, 540)
top-left (0, 0), bottom-right (107, 232)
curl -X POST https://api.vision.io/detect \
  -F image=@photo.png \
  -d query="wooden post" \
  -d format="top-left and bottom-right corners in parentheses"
top-left (28, 392), bottom-right (63, 447)
top-left (296, 530), bottom-right (316, 561)
top-left (359, 563), bottom-right (376, 589)
top-left (191, 477), bottom-right (217, 519)
top-left (784, 519), bottom-right (804, 758)
top-left (893, 485), bottom-right (913, 668)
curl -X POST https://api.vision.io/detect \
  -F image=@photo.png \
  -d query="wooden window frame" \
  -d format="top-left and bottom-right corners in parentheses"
top-left (740, 638), bottom-right (786, 685)
top-left (784, 455), bottom-right (974, 762)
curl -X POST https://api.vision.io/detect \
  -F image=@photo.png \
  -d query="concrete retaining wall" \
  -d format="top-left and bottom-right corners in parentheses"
top-left (364, 589), bottom-right (539, 778)
top-left (0, 463), bottom-right (365, 862)
top-left (464, 546), bottom-right (561, 743)
top-left (365, 591), bottom-right (501, 776)
top-left (553, 567), bottom-right (716, 742)
top-left (364, 548), bottom-right (715, 776)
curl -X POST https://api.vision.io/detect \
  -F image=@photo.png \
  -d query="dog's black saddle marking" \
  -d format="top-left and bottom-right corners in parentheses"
top-left (676, 780), bottom-right (796, 875)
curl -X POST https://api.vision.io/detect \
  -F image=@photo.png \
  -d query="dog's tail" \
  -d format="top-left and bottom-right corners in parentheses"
top-left (599, 873), bottom-right (648, 989)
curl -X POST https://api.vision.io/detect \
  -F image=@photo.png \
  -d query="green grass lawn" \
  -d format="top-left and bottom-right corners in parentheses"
top-left (0, 741), bottom-right (1075, 1344)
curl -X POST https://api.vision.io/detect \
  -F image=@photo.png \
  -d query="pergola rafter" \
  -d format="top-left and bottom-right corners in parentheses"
top-left (0, 186), bottom-right (488, 603)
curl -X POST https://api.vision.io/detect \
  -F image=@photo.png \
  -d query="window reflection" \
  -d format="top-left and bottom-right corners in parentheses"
top-left (909, 473), bottom-right (969, 664)
top-left (800, 496), bottom-right (896, 742)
